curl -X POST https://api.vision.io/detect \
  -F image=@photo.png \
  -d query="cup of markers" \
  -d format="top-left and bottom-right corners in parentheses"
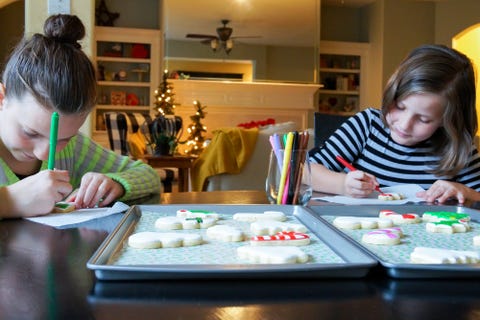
top-left (266, 131), bottom-right (312, 206)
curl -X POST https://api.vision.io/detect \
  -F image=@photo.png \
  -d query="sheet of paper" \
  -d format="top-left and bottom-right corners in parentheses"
top-left (312, 184), bottom-right (425, 205)
top-left (26, 202), bottom-right (130, 228)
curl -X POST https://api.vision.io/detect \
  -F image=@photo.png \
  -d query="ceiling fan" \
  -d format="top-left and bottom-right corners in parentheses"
top-left (186, 19), bottom-right (261, 54)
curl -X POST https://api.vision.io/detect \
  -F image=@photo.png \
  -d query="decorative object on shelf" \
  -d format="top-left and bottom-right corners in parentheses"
top-left (154, 70), bottom-right (178, 116)
top-left (184, 100), bottom-right (208, 156)
top-left (131, 44), bottom-right (150, 59)
top-left (111, 91), bottom-right (126, 105)
top-left (126, 93), bottom-right (139, 106)
top-left (95, 0), bottom-right (120, 27)
top-left (103, 43), bottom-right (123, 57)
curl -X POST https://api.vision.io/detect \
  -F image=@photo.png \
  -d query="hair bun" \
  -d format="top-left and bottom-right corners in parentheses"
top-left (43, 14), bottom-right (85, 48)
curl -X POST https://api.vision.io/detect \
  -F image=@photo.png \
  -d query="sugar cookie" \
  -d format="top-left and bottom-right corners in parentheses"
top-left (237, 245), bottom-right (309, 264)
top-left (361, 227), bottom-right (402, 245)
top-left (176, 209), bottom-right (221, 221)
top-left (233, 211), bottom-right (286, 222)
top-left (52, 202), bottom-right (76, 214)
top-left (378, 192), bottom-right (404, 201)
top-left (206, 225), bottom-right (245, 242)
top-left (155, 216), bottom-right (216, 230)
top-left (128, 232), bottom-right (203, 249)
top-left (250, 221), bottom-right (307, 236)
top-left (410, 247), bottom-right (479, 264)
top-left (332, 216), bottom-right (393, 230)
top-left (425, 220), bottom-right (470, 234)
top-left (378, 210), bottom-right (421, 224)
top-left (250, 231), bottom-right (310, 246)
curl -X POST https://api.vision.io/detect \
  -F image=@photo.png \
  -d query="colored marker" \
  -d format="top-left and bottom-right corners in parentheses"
top-left (48, 112), bottom-right (59, 170)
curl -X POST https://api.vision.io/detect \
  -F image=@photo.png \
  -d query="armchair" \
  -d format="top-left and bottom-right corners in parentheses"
top-left (199, 121), bottom-right (300, 191)
top-left (103, 112), bottom-right (177, 192)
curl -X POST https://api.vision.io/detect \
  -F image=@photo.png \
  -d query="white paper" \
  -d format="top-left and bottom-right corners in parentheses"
top-left (26, 201), bottom-right (130, 228)
top-left (313, 184), bottom-right (425, 205)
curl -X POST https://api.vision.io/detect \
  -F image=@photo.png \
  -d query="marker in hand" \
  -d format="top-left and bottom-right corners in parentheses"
top-left (335, 155), bottom-right (383, 193)
top-left (48, 111), bottom-right (59, 170)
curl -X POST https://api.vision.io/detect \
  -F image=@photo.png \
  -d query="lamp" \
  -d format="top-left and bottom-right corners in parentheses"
top-left (209, 38), bottom-right (233, 54)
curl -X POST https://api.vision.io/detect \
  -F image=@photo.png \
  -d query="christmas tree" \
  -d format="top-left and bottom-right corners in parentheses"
top-left (184, 100), bottom-right (208, 156)
top-left (153, 70), bottom-right (177, 116)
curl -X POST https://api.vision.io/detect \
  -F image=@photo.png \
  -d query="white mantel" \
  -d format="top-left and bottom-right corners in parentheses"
top-left (171, 79), bottom-right (320, 139)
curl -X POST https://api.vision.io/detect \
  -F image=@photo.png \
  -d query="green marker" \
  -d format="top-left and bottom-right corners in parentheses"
top-left (48, 112), bottom-right (59, 170)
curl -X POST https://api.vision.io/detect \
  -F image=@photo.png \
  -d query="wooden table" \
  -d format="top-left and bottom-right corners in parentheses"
top-left (3, 192), bottom-right (480, 319)
top-left (143, 154), bottom-right (196, 192)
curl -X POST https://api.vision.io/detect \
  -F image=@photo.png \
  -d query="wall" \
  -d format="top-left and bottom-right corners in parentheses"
top-left (0, 0), bottom-right (24, 71)
top-left (435, 0), bottom-right (480, 46)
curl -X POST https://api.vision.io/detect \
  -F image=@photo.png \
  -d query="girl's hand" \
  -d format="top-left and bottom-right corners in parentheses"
top-left (416, 180), bottom-right (470, 204)
top-left (343, 170), bottom-right (379, 198)
top-left (74, 172), bottom-right (124, 208)
top-left (6, 170), bottom-right (72, 217)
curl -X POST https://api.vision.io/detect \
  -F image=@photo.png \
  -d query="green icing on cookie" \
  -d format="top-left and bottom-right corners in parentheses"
top-left (423, 211), bottom-right (470, 221)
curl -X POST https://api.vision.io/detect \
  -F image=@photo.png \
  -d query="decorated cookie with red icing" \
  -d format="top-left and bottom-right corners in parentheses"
top-left (250, 231), bottom-right (310, 246)
top-left (379, 209), bottom-right (421, 224)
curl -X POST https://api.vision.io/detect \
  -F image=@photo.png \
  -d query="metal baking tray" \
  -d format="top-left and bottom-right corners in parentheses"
top-left (309, 204), bottom-right (480, 279)
top-left (87, 204), bottom-right (377, 280)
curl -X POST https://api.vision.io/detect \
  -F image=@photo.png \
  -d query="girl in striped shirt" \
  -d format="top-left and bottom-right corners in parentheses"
top-left (309, 44), bottom-right (480, 204)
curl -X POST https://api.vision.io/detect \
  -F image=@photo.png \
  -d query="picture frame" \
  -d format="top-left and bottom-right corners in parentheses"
top-left (344, 96), bottom-right (359, 112)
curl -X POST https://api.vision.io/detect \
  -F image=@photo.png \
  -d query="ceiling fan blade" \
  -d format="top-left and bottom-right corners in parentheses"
top-left (186, 33), bottom-right (217, 39)
top-left (231, 36), bottom-right (263, 39)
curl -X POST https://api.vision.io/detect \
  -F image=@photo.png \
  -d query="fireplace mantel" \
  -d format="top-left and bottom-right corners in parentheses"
top-left (171, 79), bottom-right (320, 135)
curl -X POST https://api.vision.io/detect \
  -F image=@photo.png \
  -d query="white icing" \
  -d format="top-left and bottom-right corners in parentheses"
top-left (176, 209), bottom-right (220, 220)
top-left (128, 232), bottom-right (202, 248)
top-left (155, 216), bottom-right (216, 230)
top-left (332, 216), bottom-right (393, 230)
top-left (410, 247), bottom-right (479, 264)
top-left (206, 225), bottom-right (244, 242)
top-left (233, 211), bottom-right (286, 222)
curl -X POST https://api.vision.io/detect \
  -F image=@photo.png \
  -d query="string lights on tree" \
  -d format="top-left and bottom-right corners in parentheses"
top-left (153, 70), bottom-right (177, 116)
top-left (184, 100), bottom-right (208, 156)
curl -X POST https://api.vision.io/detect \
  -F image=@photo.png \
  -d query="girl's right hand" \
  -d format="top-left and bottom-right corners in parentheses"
top-left (344, 170), bottom-right (379, 198)
top-left (6, 169), bottom-right (72, 217)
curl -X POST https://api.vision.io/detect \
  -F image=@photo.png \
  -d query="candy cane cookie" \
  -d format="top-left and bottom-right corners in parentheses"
top-left (250, 231), bottom-right (310, 246)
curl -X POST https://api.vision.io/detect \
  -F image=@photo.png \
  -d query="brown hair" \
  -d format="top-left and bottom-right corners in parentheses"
top-left (2, 14), bottom-right (96, 114)
top-left (381, 44), bottom-right (477, 177)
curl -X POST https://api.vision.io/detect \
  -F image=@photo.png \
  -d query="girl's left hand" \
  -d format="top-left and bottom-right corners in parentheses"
top-left (74, 172), bottom-right (125, 208)
top-left (416, 180), bottom-right (470, 204)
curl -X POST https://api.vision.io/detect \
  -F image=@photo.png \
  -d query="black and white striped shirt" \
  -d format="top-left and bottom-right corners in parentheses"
top-left (309, 108), bottom-right (480, 190)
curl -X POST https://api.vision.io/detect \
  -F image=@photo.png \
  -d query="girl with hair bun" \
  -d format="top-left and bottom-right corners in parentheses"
top-left (0, 14), bottom-right (160, 217)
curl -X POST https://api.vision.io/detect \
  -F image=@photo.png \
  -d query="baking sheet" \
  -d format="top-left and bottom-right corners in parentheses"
top-left (309, 204), bottom-right (480, 278)
top-left (87, 204), bottom-right (377, 280)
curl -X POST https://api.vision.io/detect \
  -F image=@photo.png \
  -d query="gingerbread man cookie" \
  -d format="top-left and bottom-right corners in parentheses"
top-left (128, 232), bottom-right (203, 249)
top-left (237, 245), bottom-right (309, 264)
top-left (410, 247), bottom-right (479, 264)
top-left (332, 216), bottom-right (393, 230)
top-left (155, 216), bottom-right (216, 230)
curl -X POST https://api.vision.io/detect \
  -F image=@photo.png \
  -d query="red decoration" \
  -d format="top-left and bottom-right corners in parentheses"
top-left (237, 118), bottom-right (275, 129)
top-left (132, 44), bottom-right (149, 59)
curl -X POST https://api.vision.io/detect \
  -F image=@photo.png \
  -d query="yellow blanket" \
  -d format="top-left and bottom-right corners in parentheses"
top-left (191, 127), bottom-right (259, 191)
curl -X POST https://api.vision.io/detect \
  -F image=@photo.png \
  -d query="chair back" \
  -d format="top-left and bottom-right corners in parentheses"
top-left (313, 112), bottom-right (350, 147)
top-left (104, 112), bottom-right (152, 155)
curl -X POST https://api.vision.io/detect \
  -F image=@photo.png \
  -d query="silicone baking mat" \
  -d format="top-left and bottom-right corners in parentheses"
top-left (309, 204), bottom-right (480, 278)
top-left (87, 204), bottom-right (377, 280)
